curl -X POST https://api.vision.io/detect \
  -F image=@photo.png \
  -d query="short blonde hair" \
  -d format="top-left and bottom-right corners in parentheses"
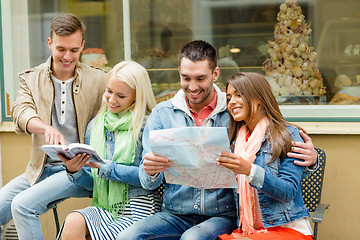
top-left (97, 61), bottom-right (156, 142)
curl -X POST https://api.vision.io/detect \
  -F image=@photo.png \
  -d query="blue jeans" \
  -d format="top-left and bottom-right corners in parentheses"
top-left (116, 212), bottom-right (237, 240)
top-left (0, 165), bottom-right (92, 240)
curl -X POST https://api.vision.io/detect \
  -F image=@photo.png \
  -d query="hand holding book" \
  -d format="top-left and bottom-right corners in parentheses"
top-left (57, 152), bottom-right (92, 173)
top-left (40, 143), bottom-right (104, 173)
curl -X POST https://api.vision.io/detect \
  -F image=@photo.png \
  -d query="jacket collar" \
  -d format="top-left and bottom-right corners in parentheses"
top-left (45, 56), bottom-right (81, 83)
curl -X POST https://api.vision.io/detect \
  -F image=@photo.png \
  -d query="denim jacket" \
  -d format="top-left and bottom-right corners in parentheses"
top-left (246, 125), bottom-right (310, 228)
top-left (67, 118), bottom-right (154, 197)
top-left (139, 84), bottom-right (237, 218)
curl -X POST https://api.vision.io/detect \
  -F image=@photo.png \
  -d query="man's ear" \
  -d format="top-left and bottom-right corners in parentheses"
top-left (80, 40), bottom-right (85, 51)
top-left (48, 37), bottom-right (52, 50)
top-left (213, 67), bottom-right (220, 82)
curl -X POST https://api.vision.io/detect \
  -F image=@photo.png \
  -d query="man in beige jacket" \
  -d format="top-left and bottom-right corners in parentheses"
top-left (0, 14), bottom-right (107, 240)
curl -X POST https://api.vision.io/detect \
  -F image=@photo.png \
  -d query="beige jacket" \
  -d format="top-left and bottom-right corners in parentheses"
top-left (11, 57), bottom-right (108, 185)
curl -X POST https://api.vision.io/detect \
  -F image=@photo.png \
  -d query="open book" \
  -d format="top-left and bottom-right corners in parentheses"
top-left (40, 143), bottom-right (104, 164)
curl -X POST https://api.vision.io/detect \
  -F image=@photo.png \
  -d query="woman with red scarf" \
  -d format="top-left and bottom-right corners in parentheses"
top-left (218, 72), bottom-right (313, 240)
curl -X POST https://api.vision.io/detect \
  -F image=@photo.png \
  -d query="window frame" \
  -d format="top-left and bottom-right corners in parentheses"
top-left (280, 105), bottom-right (360, 122)
top-left (0, 2), bottom-right (9, 122)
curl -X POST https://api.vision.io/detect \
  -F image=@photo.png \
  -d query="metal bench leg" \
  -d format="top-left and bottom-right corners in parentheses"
top-left (52, 204), bottom-right (60, 236)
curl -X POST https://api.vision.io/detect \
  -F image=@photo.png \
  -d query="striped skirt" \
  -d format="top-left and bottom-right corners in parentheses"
top-left (75, 193), bottom-right (161, 240)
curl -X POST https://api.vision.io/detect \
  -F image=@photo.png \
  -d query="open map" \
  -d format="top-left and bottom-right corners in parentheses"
top-left (149, 127), bottom-right (237, 189)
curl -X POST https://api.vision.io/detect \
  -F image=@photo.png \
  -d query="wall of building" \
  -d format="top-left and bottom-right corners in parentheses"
top-left (0, 131), bottom-right (91, 239)
top-left (0, 128), bottom-right (359, 239)
top-left (310, 134), bottom-right (360, 240)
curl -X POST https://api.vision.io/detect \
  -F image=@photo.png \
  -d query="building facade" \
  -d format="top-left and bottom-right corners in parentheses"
top-left (0, 0), bottom-right (359, 239)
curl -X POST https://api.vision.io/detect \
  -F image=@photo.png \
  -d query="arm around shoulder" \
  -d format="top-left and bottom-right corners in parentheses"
top-left (290, 129), bottom-right (318, 168)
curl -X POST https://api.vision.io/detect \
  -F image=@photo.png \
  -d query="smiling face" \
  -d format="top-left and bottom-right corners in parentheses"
top-left (48, 30), bottom-right (84, 80)
top-left (227, 83), bottom-right (263, 132)
top-left (105, 76), bottom-right (136, 114)
top-left (179, 58), bottom-right (219, 113)
top-left (226, 84), bottom-right (249, 123)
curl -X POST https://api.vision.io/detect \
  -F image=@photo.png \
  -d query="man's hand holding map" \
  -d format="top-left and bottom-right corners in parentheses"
top-left (149, 127), bottom-right (237, 189)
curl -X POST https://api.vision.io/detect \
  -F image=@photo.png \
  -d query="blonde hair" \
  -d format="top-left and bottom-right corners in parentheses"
top-left (97, 61), bottom-right (156, 142)
top-left (227, 72), bottom-right (305, 163)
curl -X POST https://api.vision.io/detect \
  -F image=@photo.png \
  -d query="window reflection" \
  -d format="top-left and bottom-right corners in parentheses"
top-left (4, 0), bottom-right (360, 121)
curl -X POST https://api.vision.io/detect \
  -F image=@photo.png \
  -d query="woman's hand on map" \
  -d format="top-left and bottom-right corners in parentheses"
top-left (217, 152), bottom-right (252, 176)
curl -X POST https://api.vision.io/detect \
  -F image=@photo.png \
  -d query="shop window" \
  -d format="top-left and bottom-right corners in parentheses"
top-left (1, 0), bottom-right (19, 122)
top-left (1, 0), bottom-right (360, 123)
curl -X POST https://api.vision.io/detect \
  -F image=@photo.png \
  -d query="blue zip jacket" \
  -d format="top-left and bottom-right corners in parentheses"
top-left (139, 85), bottom-right (237, 218)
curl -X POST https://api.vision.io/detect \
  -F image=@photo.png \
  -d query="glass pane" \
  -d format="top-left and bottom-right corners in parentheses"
top-left (198, 0), bottom-right (323, 104)
top-left (2, 0), bottom-right (30, 120)
top-left (2, 0), bottom-right (360, 122)
top-left (317, 19), bottom-right (360, 105)
top-left (28, 0), bottom-right (122, 69)
top-left (26, 0), bottom-right (126, 69)
top-left (129, 0), bottom-right (193, 101)
top-left (128, 0), bottom-right (360, 108)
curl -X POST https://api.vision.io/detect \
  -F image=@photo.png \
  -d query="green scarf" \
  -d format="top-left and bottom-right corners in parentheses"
top-left (90, 110), bottom-right (136, 220)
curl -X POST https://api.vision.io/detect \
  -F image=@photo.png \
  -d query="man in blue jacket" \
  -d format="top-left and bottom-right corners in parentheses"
top-left (116, 40), bottom-right (318, 240)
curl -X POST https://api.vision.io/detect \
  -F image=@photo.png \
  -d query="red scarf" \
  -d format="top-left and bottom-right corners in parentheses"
top-left (234, 117), bottom-right (269, 236)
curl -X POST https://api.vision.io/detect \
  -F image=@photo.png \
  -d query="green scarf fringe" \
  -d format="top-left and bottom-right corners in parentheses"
top-left (90, 110), bottom-right (136, 220)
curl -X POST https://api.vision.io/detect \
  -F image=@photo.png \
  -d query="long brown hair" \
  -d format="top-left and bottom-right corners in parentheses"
top-left (227, 72), bottom-right (305, 163)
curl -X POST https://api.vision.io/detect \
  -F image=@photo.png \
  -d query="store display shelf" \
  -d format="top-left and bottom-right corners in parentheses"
top-left (277, 95), bottom-right (327, 105)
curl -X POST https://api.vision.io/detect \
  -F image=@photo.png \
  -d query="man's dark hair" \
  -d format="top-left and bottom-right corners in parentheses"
top-left (50, 13), bottom-right (86, 40)
top-left (178, 40), bottom-right (217, 71)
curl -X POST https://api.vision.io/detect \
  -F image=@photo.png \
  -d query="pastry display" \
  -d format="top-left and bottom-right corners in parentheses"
top-left (329, 93), bottom-right (360, 105)
top-left (329, 74), bottom-right (360, 104)
top-left (262, 0), bottom-right (326, 98)
top-left (344, 44), bottom-right (360, 56)
top-left (153, 82), bottom-right (180, 103)
top-left (334, 74), bottom-right (352, 89)
top-left (81, 48), bottom-right (109, 69)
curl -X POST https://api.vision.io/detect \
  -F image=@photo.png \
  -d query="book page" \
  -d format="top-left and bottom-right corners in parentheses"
top-left (67, 144), bottom-right (104, 163)
top-left (40, 145), bottom-right (67, 160)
